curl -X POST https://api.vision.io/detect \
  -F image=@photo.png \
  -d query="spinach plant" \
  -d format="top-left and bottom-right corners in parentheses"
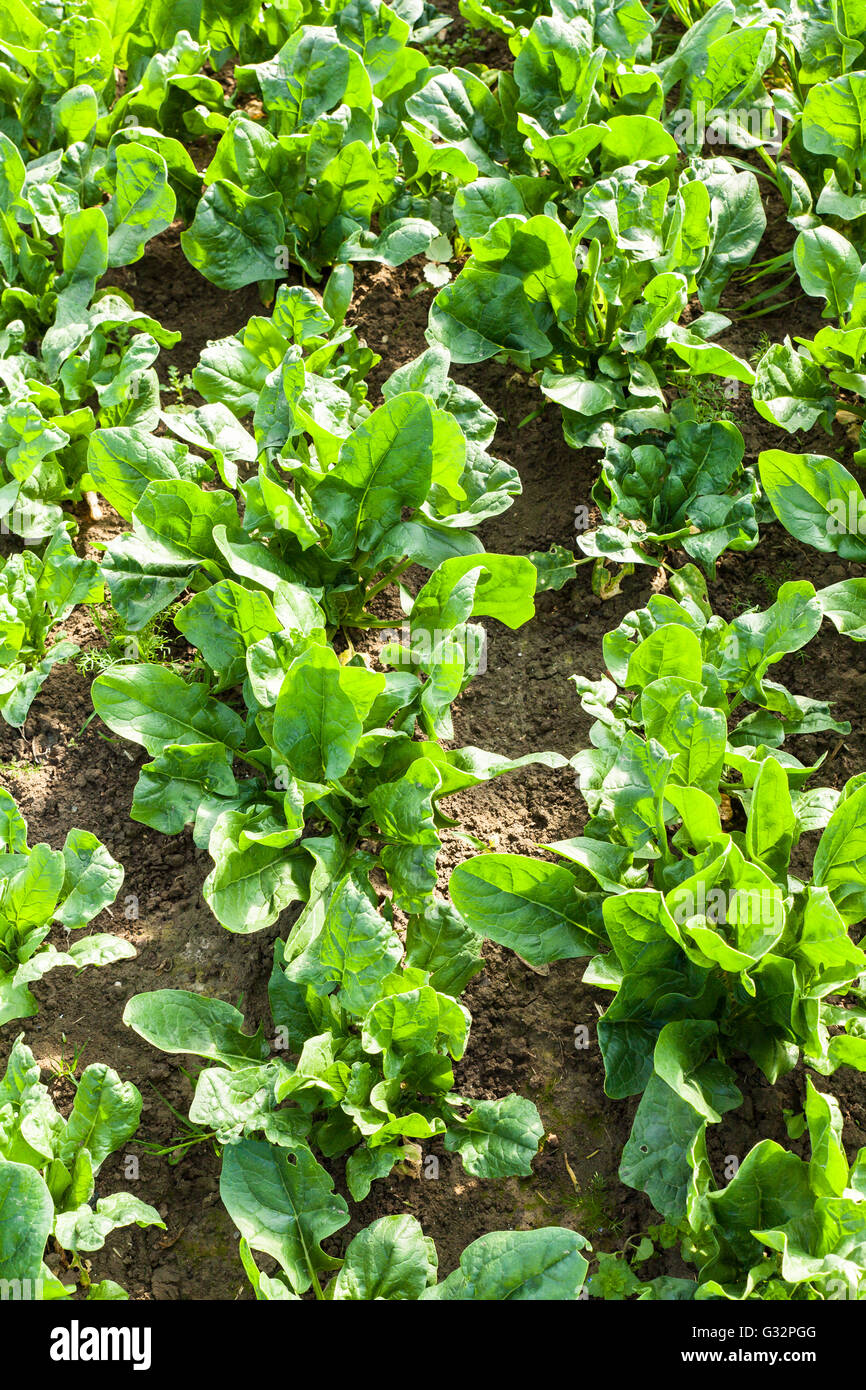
top-left (0, 527), bottom-right (103, 726)
top-left (543, 413), bottom-right (764, 587)
top-left (428, 168), bottom-right (757, 452)
top-left (599, 1080), bottom-right (866, 1302)
top-left (95, 318), bottom-right (518, 637)
top-left (0, 788), bottom-right (134, 1028)
top-left (450, 573), bottom-right (866, 1224)
top-left (124, 936), bottom-right (547, 1217)
top-left (0, 1034), bottom-right (163, 1300)
top-left (238, 1207), bottom-right (591, 1300)
top-left (91, 552), bottom-right (548, 933)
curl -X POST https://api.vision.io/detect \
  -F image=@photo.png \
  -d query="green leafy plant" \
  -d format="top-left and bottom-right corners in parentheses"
top-left (428, 165), bottom-right (758, 452)
top-left (598, 1079), bottom-right (866, 1301)
top-left (239, 1208), bottom-right (591, 1300)
top-left (123, 940), bottom-right (546, 1210)
top-left (547, 414), bottom-right (764, 585)
top-left (94, 319), bottom-right (517, 639)
top-left (0, 527), bottom-right (103, 725)
top-left (90, 551), bottom-right (546, 934)
top-left (0, 149), bottom-right (181, 537)
top-left (182, 17), bottom-right (444, 287)
top-left (450, 571), bottom-right (866, 1227)
top-left (0, 1034), bottom-right (163, 1300)
top-left (0, 788), bottom-right (134, 1027)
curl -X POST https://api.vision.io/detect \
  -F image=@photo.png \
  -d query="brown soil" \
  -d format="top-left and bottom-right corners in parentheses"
top-left (2, 182), bottom-right (865, 1300)
top-left (431, 0), bottom-right (516, 70)
top-left (107, 227), bottom-right (270, 383)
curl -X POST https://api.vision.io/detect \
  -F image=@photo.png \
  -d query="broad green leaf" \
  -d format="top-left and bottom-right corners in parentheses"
top-left (420, 554), bottom-right (537, 631)
top-left (695, 1140), bottom-right (813, 1285)
top-left (219, 1139), bottom-right (348, 1294)
top-left (444, 1094), bottom-right (544, 1177)
top-left (362, 986), bottom-right (469, 1075)
top-left (273, 646), bottom-right (384, 783)
top-left (0, 789), bottom-right (27, 853)
top-left (804, 1077), bottom-right (848, 1199)
top-left (802, 74), bottom-right (866, 180)
top-left (423, 1227), bottom-right (589, 1300)
top-left (60, 1065), bottom-right (141, 1171)
top-left (0, 1159), bottom-right (52, 1282)
top-left (817, 578), bottom-right (866, 640)
top-left (752, 341), bottom-right (836, 434)
top-left (105, 142), bottom-right (176, 267)
top-left (793, 227), bottom-right (861, 320)
top-left (123, 990), bottom-right (268, 1066)
top-left (42, 206), bottom-right (109, 372)
top-left (626, 625), bottom-right (703, 690)
top-left (203, 811), bottom-right (310, 933)
top-left (92, 665), bottom-right (245, 757)
top-left (332, 1214), bottom-right (437, 1300)
top-left (620, 1076), bottom-right (707, 1220)
top-left (175, 580), bottom-right (282, 684)
top-left (55, 831), bottom-right (123, 929)
top-left (86, 428), bottom-right (194, 520)
top-left (450, 854), bottom-right (599, 966)
top-left (653, 1021), bottom-right (741, 1124)
top-left (404, 900), bottom-right (484, 995)
top-left (132, 480), bottom-right (239, 565)
top-left (181, 180), bottom-right (285, 291)
top-left (188, 1063), bottom-right (286, 1138)
top-left (315, 394), bottom-right (435, 562)
top-left (0, 844), bottom-right (64, 930)
top-left (131, 742), bottom-right (238, 835)
top-left (285, 875), bottom-right (402, 1016)
top-left (813, 785), bottom-right (866, 924)
top-left (745, 758), bottom-right (795, 880)
top-left (54, 1194), bottom-right (164, 1252)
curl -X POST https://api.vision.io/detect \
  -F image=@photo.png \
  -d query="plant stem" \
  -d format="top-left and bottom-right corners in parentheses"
top-left (365, 556), bottom-right (413, 603)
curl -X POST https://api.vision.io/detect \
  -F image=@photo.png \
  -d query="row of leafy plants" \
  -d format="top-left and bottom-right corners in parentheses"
top-left (362, 14), bottom-right (866, 1303)
top-left (449, 566), bottom-right (866, 1297)
top-left (3, 0), bottom-right (866, 591)
top-left (0, 261), bottom-right (600, 1297)
top-left (432, 3), bottom-right (866, 1302)
top-left (2, 0), bottom-right (866, 1301)
top-left (0, 0), bottom-right (861, 587)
